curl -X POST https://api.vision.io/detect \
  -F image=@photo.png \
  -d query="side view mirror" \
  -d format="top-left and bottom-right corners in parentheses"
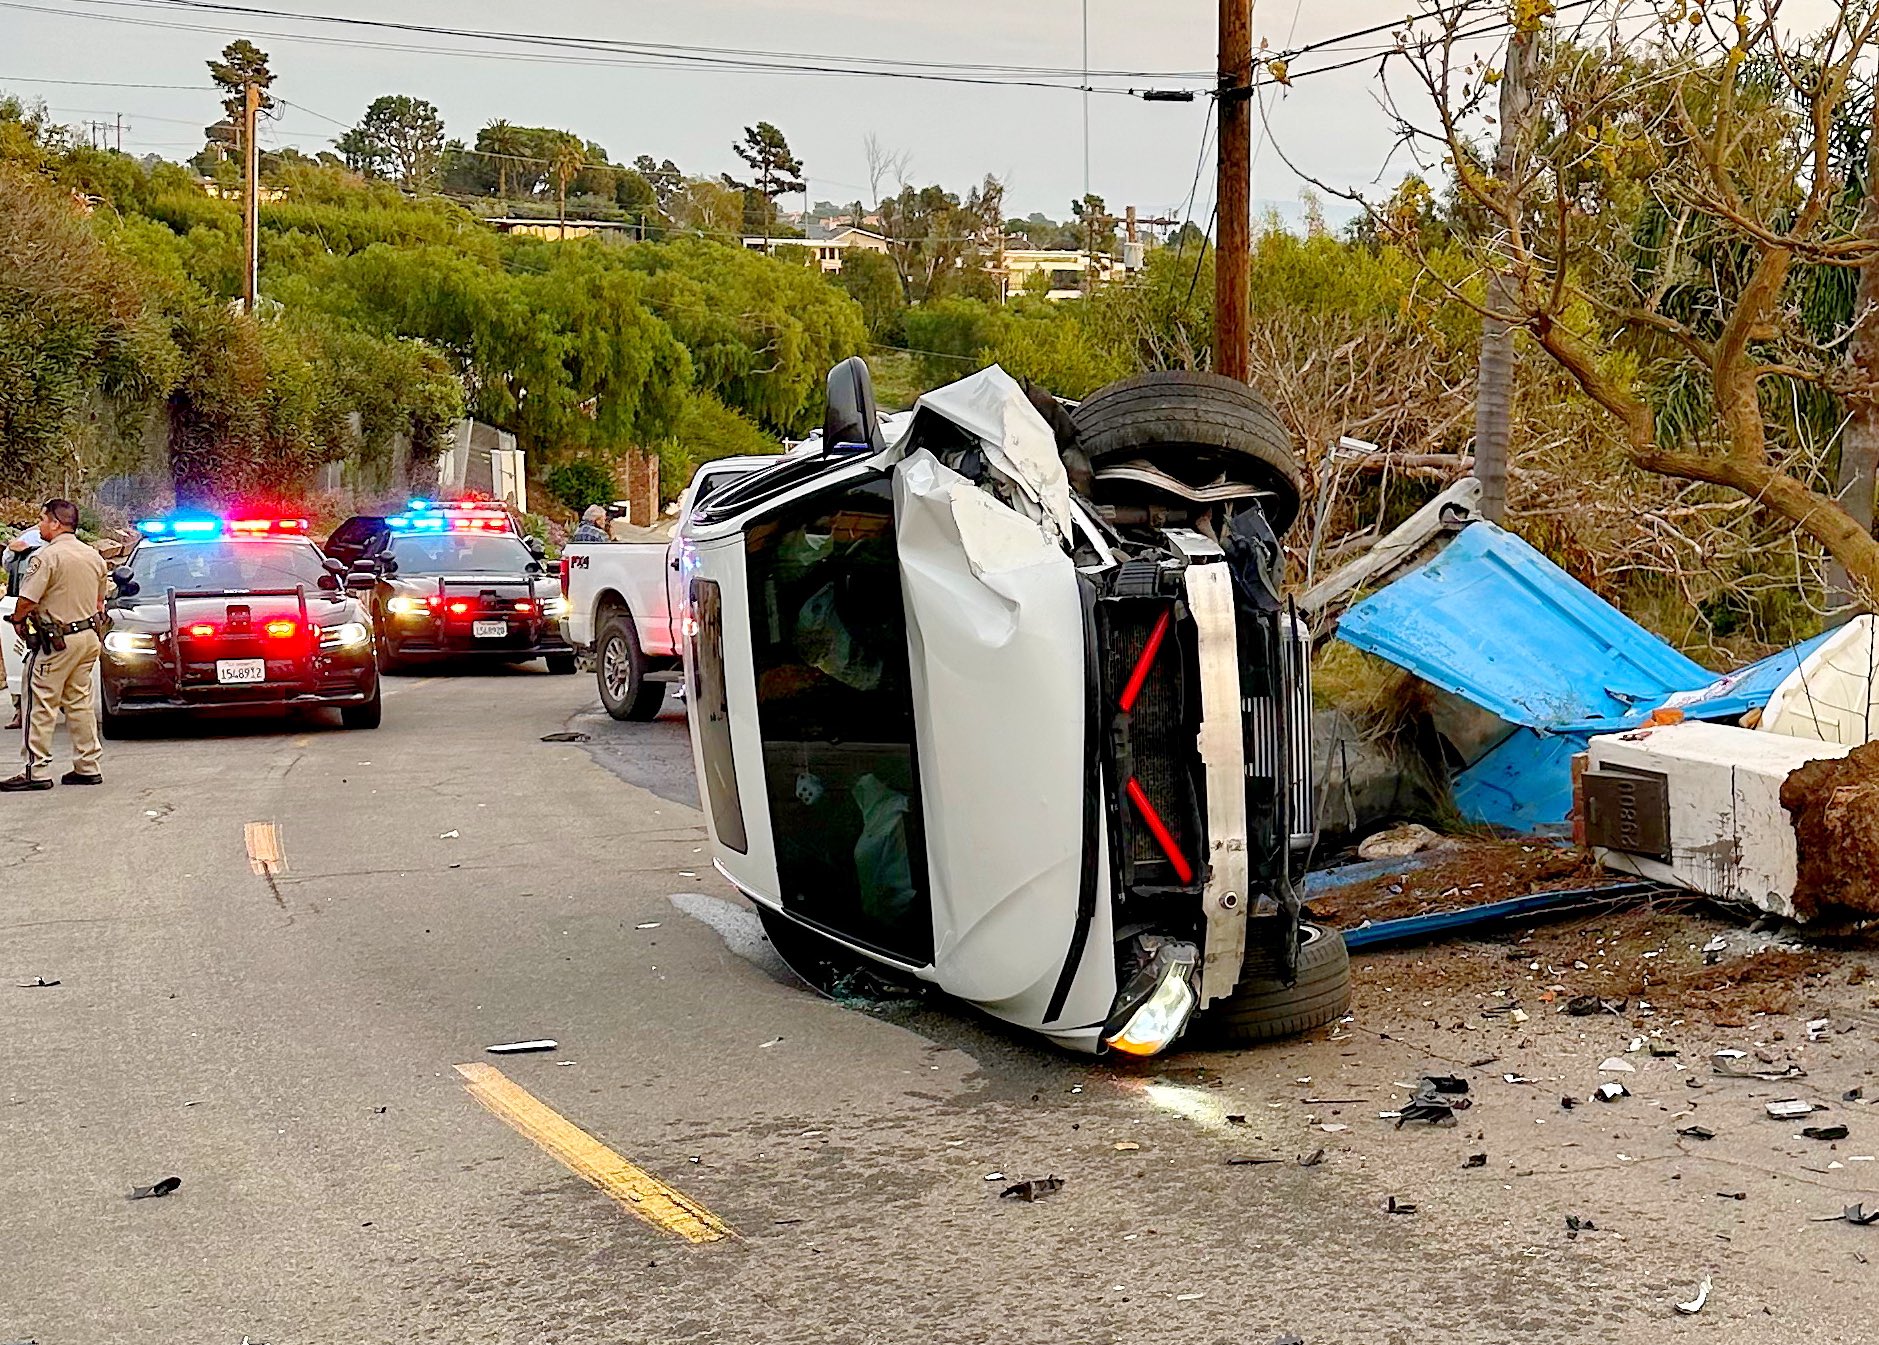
top-left (344, 571), bottom-right (377, 592)
top-left (525, 560), bottom-right (544, 576)
top-left (821, 355), bottom-right (884, 455)
top-left (110, 564), bottom-right (139, 598)
top-left (321, 556), bottom-right (347, 575)
top-left (524, 536), bottom-right (546, 558)
top-left (317, 572), bottom-right (340, 591)
top-left (375, 556), bottom-right (398, 576)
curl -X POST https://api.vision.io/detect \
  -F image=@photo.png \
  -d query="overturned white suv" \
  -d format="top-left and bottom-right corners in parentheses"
top-left (678, 358), bottom-right (1348, 1055)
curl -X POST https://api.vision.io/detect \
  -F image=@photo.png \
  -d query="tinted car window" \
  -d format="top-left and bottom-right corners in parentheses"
top-left (325, 514), bottom-right (383, 556)
top-left (130, 539), bottom-right (329, 592)
top-left (744, 476), bottom-right (931, 964)
top-left (387, 535), bottom-right (534, 574)
top-left (688, 578), bottom-right (746, 854)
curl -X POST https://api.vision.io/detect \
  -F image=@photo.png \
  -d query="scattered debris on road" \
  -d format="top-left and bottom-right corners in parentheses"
top-left (539, 731), bottom-right (591, 743)
top-left (127, 1176), bottom-right (181, 1200)
top-left (1595, 1082), bottom-right (1629, 1102)
top-left (1384, 1195), bottom-right (1417, 1214)
top-left (1817, 1204), bottom-right (1879, 1226)
top-left (485, 1039), bottom-right (558, 1054)
top-left (1463, 1152), bottom-right (1487, 1168)
top-left (439, 829), bottom-right (459, 839)
top-left (1803, 1124), bottom-right (1851, 1141)
top-left (1766, 1099), bottom-right (1819, 1119)
top-left (1677, 1125), bottom-right (1716, 1141)
top-left (1565, 1214), bottom-right (1596, 1239)
top-left (15, 976), bottom-right (58, 988)
top-left (1675, 1277), bottom-right (1712, 1315)
top-left (1297, 1148), bottom-right (1326, 1168)
top-left (998, 1177), bottom-right (1063, 1202)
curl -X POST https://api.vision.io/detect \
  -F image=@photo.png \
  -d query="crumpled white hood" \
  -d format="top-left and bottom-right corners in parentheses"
top-left (907, 365), bottom-right (1073, 548)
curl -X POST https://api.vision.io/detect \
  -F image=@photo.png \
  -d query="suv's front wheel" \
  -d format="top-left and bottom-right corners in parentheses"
top-left (1202, 923), bottom-right (1351, 1045)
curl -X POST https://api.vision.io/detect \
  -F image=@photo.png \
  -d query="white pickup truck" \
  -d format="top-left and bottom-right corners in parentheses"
top-left (559, 454), bottom-right (784, 719)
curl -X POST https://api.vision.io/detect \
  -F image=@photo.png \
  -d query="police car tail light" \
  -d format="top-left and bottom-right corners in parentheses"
top-left (446, 600), bottom-right (471, 615)
top-left (186, 622), bottom-right (216, 639)
top-left (513, 600), bottom-right (535, 615)
top-left (264, 619), bottom-right (298, 640)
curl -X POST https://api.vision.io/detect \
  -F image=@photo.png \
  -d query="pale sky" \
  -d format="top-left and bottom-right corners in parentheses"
top-left (0, 0), bottom-right (1850, 226)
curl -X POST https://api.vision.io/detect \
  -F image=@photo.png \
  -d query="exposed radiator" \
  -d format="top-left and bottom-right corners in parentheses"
top-left (1246, 614), bottom-right (1315, 850)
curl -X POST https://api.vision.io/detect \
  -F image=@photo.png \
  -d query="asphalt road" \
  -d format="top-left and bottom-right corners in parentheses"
top-left (4, 666), bottom-right (1871, 1344)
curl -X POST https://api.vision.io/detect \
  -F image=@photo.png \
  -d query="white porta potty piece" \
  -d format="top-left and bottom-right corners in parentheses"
top-left (1583, 721), bottom-right (1852, 919)
top-left (1760, 615), bottom-right (1879, 746)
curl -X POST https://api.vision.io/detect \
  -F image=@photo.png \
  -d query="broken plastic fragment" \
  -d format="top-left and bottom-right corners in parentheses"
top-left (999, 1177), bottom-right (1063, 1202)
top-left (127, 1176), bottom-right (181, 1200)
top-left (486, 1039), bottom-right (557, 1054)
top-left (439, 829), bottom-right (459, 839)
top-left (1817, 1203), bottom-right (1879, 1226)
top-left (1803, 1124), bottom-right (1850, 1141)
top-left (1766, 1099), bottom-right (1818, 1119)
top-left (1675, 1277), bottom-right (1711, 1315)
top-left (1598, 1057), bottom-right (1635, 1073)
top-left (1297, 1148), bottom-right (1326, 1168)
top-left (539, 731), bottom-right (590, 743)
top-left (15, 976), bottom-right (57, 988)
top-left (1463, 1152), bottom-right (1487, 1168)
top-left (1677, 1125), bottom-right (1716, 1141)
top-left (1595, 1082), bottom-right (1629, 1102)
top-left (1385, 1195), bottom-right (1416, 1214)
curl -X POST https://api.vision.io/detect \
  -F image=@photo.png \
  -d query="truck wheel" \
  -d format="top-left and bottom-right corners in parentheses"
top-left (1201, 923), bottom-right (1351, 1045)
top-left (597, 612), bottom-right (665, 721)
top-left (341, 679), bottom-right (382, 729)
top-left (545, 653), bottom-right (577, 676)
top-left (1071, 369), bottom-right (1305, 535)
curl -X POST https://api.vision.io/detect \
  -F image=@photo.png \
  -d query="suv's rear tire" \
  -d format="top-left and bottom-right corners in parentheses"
top-left (1201, 922), bottom-right (1351, 1045)
top-left (597, 611), bottom-right (665, 721)
top-left (1071, 370), bottom-right (1305, 535)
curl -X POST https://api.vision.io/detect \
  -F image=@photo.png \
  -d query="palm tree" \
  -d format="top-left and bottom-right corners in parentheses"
top-left (480, 118), bottom-right (522, 203)
top-left (549, 133), bottom-right (586, 239)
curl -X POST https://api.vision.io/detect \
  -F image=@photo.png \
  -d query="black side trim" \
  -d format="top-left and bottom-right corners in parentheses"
top-left (1044, 575), bottom-right (1105, 1026)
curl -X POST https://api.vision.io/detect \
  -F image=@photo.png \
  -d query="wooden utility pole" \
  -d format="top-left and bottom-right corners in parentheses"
top-left (1471, 27), bottom-right (1537, 524)
top-left (1215, 0), bottom-right (1252, 382)
top-left (240, 79), bottom-right (260, 314)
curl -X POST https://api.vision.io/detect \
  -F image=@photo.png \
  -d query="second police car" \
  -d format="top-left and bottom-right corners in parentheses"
top-left (100, 513), bottom-right (381, 734)
top-left (343, 500), bottom-right (574, 674)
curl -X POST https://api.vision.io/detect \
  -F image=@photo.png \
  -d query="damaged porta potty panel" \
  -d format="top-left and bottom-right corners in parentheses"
top-left (1583, 721), bottom-right (1853, 920)
top-left (894, 449), bottom-right (1117, 1048)
top-left (1760, 615), bottom-right (1879, 746)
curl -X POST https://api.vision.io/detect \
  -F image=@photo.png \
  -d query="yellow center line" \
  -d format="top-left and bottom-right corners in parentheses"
top-left (244, 821), bottom-right (285, 875)
top-left (452, 1062), bottom-right (734, 1244)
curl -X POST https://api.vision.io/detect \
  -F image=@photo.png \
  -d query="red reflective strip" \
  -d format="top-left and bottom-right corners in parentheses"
top-left (1126, 777), bottom-right (1194, 883)
top-left (1118, 608), bottom-right (1172, 714)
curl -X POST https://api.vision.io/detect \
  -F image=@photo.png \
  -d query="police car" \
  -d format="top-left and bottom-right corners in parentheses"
top-left (349, 501), bottom-right (573, 674)
top-left (100, 513), bottom-right (380, 735)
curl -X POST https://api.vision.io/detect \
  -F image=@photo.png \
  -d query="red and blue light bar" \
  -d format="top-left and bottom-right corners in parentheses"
top-left (387, 498), bottom-right (512, 533)
top-left (135, 514), bottom-right (309, 539)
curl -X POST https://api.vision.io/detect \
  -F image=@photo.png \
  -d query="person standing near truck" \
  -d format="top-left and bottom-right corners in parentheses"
top-left (1, 501), bottom-right (108, 790)
top-left (571, 505), bottom-right (609, 544)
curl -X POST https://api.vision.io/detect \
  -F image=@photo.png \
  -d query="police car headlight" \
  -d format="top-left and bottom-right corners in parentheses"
top-left (321, 621), bottom-right (371, 650)
top-left (103, 631), bottom-right (158, 658)
top-left (386, 595), bottom-right (430, 616)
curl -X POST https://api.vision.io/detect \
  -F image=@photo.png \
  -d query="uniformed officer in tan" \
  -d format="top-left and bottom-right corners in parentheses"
top-left (2, 500), bottom-right (108, 791)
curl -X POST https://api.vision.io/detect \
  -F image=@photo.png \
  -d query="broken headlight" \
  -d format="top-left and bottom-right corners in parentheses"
top-left (1102, 937), bottom-right (1199, 1056)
